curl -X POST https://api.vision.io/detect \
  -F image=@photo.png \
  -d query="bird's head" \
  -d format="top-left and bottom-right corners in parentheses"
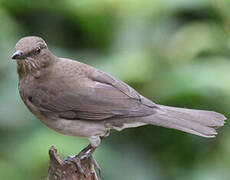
top-left (12, 36), bottom-right (49, 61)
top-left (12, 36), bottom-right (55, 78)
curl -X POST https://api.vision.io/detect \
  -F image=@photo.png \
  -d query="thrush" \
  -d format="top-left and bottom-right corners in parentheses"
top-left (12, 36), bottom-right (226, 154)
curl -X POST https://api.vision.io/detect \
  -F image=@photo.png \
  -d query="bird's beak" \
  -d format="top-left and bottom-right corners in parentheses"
top-left (11, 50), bottom-right (24, 60)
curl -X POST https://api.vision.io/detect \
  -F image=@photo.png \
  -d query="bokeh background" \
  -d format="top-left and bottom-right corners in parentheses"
top-left (0, 0), bottom-right (230, 179)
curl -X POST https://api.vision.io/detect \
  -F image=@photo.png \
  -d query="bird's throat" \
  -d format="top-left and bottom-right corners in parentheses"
top-left (17, 58), bottom-right (46, 79)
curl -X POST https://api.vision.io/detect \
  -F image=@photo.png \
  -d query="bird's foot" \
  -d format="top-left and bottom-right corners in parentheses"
top-left (65, 144), bottom-right (101, 177)
top-left (66, 155), bottom-right (85, 174)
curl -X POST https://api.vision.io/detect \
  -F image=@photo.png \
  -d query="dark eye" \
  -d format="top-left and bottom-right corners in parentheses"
top-left (36, 47), bottom-right (41, 53)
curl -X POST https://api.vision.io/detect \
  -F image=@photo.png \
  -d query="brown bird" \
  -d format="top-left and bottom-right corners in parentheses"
top-left (12, 36), bottom-right (226, 157)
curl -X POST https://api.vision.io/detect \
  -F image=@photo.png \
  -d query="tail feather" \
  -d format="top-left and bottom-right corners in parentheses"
top-left (143, 105), bottom-right (226, 138)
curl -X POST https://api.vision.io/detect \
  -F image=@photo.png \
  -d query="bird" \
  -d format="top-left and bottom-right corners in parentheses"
top-left (12, 36), bottom-right (226, 159)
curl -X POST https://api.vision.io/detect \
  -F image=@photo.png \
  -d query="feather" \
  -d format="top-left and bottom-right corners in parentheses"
top-left (142, 105), bottom-right (226, 138)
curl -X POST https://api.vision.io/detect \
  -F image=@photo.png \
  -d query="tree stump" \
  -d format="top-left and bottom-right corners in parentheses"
top-left (46, 146), bottom-right (99, 180)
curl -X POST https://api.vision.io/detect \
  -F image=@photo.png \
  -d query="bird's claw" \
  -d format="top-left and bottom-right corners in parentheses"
top-left (65, 155), bottom-right (85, 174)
top-left (91, 156), bottom-right (101, 177)
top-left (65, 144), bottom-right (101, 178)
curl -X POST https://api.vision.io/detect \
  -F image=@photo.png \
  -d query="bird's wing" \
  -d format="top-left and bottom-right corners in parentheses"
top-left (28, 61), bottom-right (156, 120)
top-left (87, 68), bottom-right (156, 108)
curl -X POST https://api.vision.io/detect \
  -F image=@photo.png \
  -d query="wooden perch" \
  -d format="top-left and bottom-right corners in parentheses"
top-left (46, 146), bottom-right (99, 180)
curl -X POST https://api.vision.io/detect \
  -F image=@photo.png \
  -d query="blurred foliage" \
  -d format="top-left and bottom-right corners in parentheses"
top-left (0, 0), bottom-right (230, 179)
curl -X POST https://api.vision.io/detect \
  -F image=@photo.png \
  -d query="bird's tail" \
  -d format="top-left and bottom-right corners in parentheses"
top-left (142, 105), bottom-right (226, 138)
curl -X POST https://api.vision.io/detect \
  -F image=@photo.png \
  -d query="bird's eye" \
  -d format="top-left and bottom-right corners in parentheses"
top-left (36, 47), bottom-right (41, 53)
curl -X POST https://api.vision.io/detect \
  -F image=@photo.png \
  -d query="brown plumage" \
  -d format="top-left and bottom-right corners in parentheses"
top-left (12, 36), bottom-right (226, 147)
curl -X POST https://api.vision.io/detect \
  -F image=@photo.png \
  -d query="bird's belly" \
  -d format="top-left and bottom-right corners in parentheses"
top-left (23, 97), bottom-right (107, 137)
top-left (39, 116), bottom-right (107, 138)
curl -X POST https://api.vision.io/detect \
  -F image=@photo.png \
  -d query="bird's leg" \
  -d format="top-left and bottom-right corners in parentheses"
top-left (66, 136), bottom-right (103, 176)
top-left (78, 143), bottom-right (96, 159)
top-left (78, 143), bottom-right (101, 177)
top-left (66, 144), bottom-right (99, 176)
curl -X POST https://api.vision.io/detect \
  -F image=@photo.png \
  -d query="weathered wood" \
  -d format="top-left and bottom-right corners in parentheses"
top-left (46, 146), bottom-right (98, 180)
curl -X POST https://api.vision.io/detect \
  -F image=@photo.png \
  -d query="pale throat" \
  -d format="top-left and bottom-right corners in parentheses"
top-left (17, 56), bottom-right (51, 79)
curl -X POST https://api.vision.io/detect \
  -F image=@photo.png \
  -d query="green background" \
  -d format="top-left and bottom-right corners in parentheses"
top-left (0, 0), bottom-right (230, 179)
